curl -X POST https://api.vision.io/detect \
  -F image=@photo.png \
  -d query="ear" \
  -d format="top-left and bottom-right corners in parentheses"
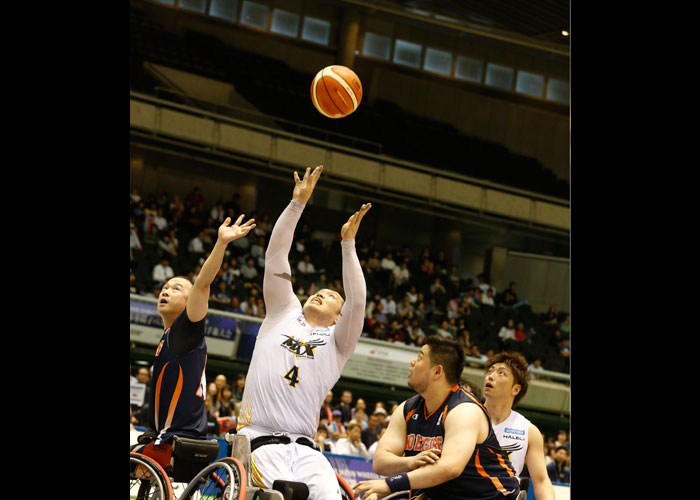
top-left (511, 384), bottom-right (522, 397)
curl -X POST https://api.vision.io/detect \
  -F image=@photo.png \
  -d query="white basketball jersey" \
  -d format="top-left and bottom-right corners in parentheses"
top-left (237, 307), bottom-right (341, 439)
top-left (491, 410), bottom-right (530, 476)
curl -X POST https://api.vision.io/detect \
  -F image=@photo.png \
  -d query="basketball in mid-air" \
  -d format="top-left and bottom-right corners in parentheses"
top-left (310, 65), bottom-right (362, 119)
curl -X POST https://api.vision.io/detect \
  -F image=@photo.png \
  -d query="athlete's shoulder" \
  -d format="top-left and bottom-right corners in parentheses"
top-left (403, 393), bottom-right (424, 416)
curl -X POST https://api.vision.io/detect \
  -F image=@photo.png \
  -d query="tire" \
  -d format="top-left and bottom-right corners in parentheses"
top-left (178, 457), bottom-right (247, 500)
top-left (335, 472), bottom-right (355, 500)
top-left (382, 491), bottom-right (412, 500)
top-left (130, 452), bottom-right (174, 500)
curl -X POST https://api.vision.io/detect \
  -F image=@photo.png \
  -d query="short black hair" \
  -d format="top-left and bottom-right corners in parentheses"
top-left (424, 335), bottom-right (465, 385)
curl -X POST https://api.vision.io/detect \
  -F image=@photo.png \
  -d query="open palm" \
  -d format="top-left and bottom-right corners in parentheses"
top-left (218, 215), bottom-right (256, 244)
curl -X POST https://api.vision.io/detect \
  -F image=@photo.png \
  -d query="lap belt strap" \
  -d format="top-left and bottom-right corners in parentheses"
top-left (250, 432), bottom-right (319, 452)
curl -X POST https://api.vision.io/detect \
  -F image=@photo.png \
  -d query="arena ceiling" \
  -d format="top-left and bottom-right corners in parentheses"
top-left (342, 0), bottom-right (570, 50)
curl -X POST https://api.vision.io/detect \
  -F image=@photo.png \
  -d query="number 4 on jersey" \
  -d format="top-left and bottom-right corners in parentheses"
top-left (283, 365), bottom-right (301, 388)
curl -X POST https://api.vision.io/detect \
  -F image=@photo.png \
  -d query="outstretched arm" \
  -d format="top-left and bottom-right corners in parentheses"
top-left (334, 203), bottom-right (371, 365)
top-left (264, 166), bottom-right (323, 316)
top-left (188, 214), bottom-right (256, 322)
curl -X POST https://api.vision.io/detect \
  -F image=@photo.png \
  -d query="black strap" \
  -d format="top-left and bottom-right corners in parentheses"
top-left (250, 434), bottom-right (319, 452)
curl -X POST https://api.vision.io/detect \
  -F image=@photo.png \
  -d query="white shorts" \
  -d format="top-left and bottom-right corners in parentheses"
top-left (250, 441), bottom-right (342, 500)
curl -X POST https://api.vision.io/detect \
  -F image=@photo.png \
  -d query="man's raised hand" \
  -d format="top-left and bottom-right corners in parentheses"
top-left (293, 165), bottom-right (323, 204)
top-left (341, 203), bottom-right (372, 240)
top-left (218, 214), bottom-right (256, 244)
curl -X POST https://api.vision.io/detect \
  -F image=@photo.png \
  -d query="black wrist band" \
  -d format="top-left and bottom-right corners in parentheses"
top-left (385, 472), bottom-right (410, 492)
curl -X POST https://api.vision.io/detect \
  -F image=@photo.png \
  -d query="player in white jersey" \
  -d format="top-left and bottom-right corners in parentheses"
top-left (236, 165), bottom-right (371, 499)
top-left (483, 352), bottom-right (555, 500)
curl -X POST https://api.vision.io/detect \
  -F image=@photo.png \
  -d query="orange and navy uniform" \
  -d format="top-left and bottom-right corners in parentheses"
top-left (148, 309), bottom-right (208, 446)
top-left (403, 385), bottom-right (520, 500)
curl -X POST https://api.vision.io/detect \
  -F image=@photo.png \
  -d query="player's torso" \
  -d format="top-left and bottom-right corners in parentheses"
top-left (237, 309), bottom-right (340, 437)
top-left (492, 410), bottom-right (530, 477)
top-left (404, 386), bottom-right (520, 500)
top-left (150, 327), bottom-right (208, 444)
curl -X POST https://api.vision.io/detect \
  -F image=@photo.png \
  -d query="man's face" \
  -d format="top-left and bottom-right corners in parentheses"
top-left (157, 278), bottom-right (192, 317)
top-left (408, 345), bottom-right (434, 393)
top-left (325, 391), bottom-right (333, 404)
top-left (136, 368), bottom-right (150, 384)
top-left (348, 425), bottom-right (362, 442)
top-left (483, 362), bottom-right (521, 401)
top-left (341, 391), bottom-right (352, 405)
top-left (303, 289), bottom-right (344, 325)
top-left (555, 448), bottom-right (568, 463)
top-left (368, 414), bottom-right (379, 429)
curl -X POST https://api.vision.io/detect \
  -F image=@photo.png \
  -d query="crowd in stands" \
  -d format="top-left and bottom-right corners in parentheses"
top-left (130, 185), bottom-right (571, 373)
top-left (130, 371), bottom-right (570, 484)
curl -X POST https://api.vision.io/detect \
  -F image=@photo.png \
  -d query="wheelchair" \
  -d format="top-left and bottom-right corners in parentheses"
top-left (130, 434), bottom-right (247, 500)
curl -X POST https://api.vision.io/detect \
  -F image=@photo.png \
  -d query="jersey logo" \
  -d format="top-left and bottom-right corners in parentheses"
top-left (280, 335), bottom-right (327, 359)
top-left (405, 434), bottom-right (443, 452)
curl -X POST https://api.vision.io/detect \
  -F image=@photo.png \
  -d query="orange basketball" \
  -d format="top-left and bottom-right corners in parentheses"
top-left (310, 65), bottom-right (363, 119)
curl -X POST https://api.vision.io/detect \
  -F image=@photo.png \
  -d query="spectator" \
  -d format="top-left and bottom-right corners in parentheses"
top-left (210, 202), bottom-right (226, 225)
top-left (514, 321), bottom-right (527, 341)
top-left (559, 314), bottom-right (571, 337)
top-left (314, 423), bottom-right (334, 453)
top-left (367, 250), bottom-right (381, 274)
top-left (481, 288), bottom-right (496, 306)
top-left (320, 391), bottom-right (334, 425)
top-left (329, 410), bottom-right (346, 440)
top-left (365, 293), bottom-right (382, 318)
top-left (231, 373), bottom-right (246, 402)
top-left (546, 446), bottom-right (570, 484)
top-left (209, 280), bottom-right (232, 311)
top-left (142, 225), bottom-right (160, 254)
top-left (210, 374), bottom-right (228, 406)
top-left (361, 412), bottom-right (382, 449)
top-left (229, 296), bottom-right (244, 314)
top-left (296, 253), bottom-right (316, 275)
top-left (204, 396), bottom-right (219, 437)
top-left (367, 422), bottom-right (389, 459)
top-left (152, 258), bottom-right (174, 287)
top-left (542, 306), bottom-right (559, 326)
top-left (529, 358), bottom-right (548, 380)
top-left (380, 294), bottom-right (397, 317)
top-left (554, 430), bottom-right (568, 449)
top-left (353, 398), bottom-right (367, 422)
top-left (188, 230), bottom-right (206, 256)
top-left (446, 265), bottom-right (461, 295)
top-left (354, 409), bottom-right (368, 430)
top-left (240, 257), bottom-right (259, 282)
top-left (152, 207), bottom-right (169, 232)
top-left (405, 285), bottom-right (418, 305)
top-left (158, 233), bottom-right (178, 261)
top-left (131, 366), bottom-right (152, 426)
top-left (212, 384), bottom-right (235, 418)
top-left (392, 261), bottom-right (410, 289)
top-left (334, 422), bottom-right (371, 460)
top-left (396, 295), bottom-right (414, 320)
top-left (380, 252), bottom-right (398, 274)
top-left (250, 236), bottom-right (266, 268)
top-left (498, 319), bottom-right (516, 342)
top-left (335, 390), bottom-right (353, 424)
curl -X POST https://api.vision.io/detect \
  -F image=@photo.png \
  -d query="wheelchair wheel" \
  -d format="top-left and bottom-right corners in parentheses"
top-left (130, 452), bottom-right (174, 500)
top-left (335, 472), bottom-right (355, 500)
top-left (382, 491), bottom-right (412, 500)
top-left (178, 457), bottom-right (247, 500)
